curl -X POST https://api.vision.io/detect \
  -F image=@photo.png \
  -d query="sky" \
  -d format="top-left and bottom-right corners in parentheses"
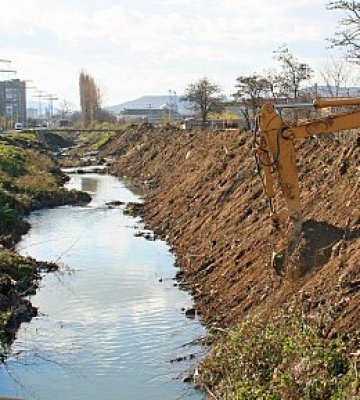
top-left (0, 0), bottom-right (356, 108)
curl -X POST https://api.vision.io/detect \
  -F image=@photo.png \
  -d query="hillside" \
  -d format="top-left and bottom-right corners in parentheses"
top-left (101, 124), bottom-right (359, 398)
top-left (106, 95), bottom-right (194, 116)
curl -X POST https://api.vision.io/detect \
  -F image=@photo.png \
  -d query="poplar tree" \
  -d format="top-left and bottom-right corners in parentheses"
top-left (79, 71), bottom-right (101, 126)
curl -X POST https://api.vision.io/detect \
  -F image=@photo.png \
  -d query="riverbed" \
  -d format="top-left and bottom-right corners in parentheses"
top-left (0, 173), bottom-right (205, 399)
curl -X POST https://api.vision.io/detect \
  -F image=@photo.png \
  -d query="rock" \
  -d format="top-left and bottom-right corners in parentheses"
top-left (0, 275), bottom-right (14, 295)
top-left (123, 202), bottom-right (144, 217)
top-left (170, 355), bottom-right (187, 363)
top-left (185, 308), bottom-right (196, 318)
top-left (331, 240), bottom-right (347, 258)
top-left (0, 294), bottom-right (11, 311)
top-left (346, 279), bottom-right (360, 293)
top-left (105, 200), bottom-right (125, 207)
top-left (338, 159), bottom-right (348, 175)
top-left (5, 301), bottom-right (38, 333)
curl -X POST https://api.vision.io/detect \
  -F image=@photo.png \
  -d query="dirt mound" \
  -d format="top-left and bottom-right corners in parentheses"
top-left (103, 126), bottom-right (359, 334)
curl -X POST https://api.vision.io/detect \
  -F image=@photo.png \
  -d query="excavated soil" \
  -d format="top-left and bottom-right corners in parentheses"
top-left (102, 125), bottom-right (359, 335)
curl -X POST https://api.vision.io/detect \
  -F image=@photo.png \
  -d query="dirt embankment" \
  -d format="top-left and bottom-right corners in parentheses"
top-left (103, 125), bottom-right (359, 336)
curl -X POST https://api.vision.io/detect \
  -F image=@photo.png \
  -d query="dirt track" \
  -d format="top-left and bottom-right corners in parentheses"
top-left (103, 125), bottom-right (359, 335)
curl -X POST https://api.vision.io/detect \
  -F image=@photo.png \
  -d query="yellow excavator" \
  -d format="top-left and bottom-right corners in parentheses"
top-left (253, 97), bottom-right (360, 258)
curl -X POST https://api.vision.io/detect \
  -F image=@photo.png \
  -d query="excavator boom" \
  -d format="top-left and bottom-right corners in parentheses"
top-left (290, 110), bottom-right (360, 139)
top-left (254, 97), bottom-right (360, 254)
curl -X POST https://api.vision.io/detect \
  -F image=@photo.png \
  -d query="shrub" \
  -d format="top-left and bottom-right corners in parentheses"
top-left (199, 312), bottom-right (358, 399)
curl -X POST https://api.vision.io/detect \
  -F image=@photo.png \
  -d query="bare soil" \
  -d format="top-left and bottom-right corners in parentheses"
top-left (103, 125), bottom-right (359, 335)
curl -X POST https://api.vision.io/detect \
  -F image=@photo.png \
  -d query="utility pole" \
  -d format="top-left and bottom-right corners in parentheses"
top-left (0, 59), bottom-right (16, 75)
top-left (168, 89), bottom-right (178, 123)
top-left (26, 86), bottom-right (37, 120)
top-left (45, 94), bottom-right (58, 120)
top-left (33, 90), bottom-right (47, 120)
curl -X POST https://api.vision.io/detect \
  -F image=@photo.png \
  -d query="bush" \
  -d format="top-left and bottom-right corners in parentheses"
top-left (199, 312), bottom-right (358, 399)
top-left (0, 144), bottom-right (27, 176)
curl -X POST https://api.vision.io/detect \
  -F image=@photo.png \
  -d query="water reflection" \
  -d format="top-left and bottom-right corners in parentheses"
top-left (0, 174), bottom-right (205, 400)
top-left (81, 177), bottom-right (98, 193)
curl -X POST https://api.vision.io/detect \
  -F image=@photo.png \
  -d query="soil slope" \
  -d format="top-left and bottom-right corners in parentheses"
top-left (103, 125), bottom-right (359, 337)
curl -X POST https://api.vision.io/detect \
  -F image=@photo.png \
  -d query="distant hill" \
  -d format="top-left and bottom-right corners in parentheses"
top-left (107, 95), bottom-right (194, 116)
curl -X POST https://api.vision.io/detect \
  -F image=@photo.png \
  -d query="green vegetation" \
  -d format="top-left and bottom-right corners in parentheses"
top-left (0, 142), bottom-right (60, 226)
top-left (89, 131), bottom-right (115, 151)
top-left (85, 122), bottom-right (118, 150)
top-left (0, 247), bottom-right (41, 345)
top-left (0, 130), bottom-right (73, 152)
top-left (199, 310), bottom-right (359, 399)
top-left (0, 142), bottom-right (90, 235)
top-left (0, 198), bottom-right (20, 231)
top-left (0, 248), bottom-right (37, 290)
top-left (0, 143), bottom-right (27, 177)
top-left (63, 127), bottom-right (116, 163)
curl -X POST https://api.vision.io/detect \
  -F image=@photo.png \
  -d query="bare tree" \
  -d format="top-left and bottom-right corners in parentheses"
top-left (79, 71), bottom-right (101, 126)
top-left (262, 69), bottom-right (281, 100)
top-left (58, 99), bottom-right (73, 119)
top-left (320, 56), bottom-right (356, 96)
top-left (274, 46), bottom-right (313, 100)
top-left (328, 1), bottom-right (360, 63)
top-left (183, 77), bottom-right (225, 128)
top-left (233, 74), bottom-right (270, 129)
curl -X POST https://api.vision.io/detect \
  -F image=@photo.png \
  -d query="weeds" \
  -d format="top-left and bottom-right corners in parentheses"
top-left (198, 312), bottom-right (359, 399)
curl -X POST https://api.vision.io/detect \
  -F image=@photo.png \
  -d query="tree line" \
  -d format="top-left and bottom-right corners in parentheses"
top-left (183, 1), bottom-right (359, 128)
top-left (184, 46), bottom-right (320, 129)
top-left (74, 1), bottom-right (359, 128)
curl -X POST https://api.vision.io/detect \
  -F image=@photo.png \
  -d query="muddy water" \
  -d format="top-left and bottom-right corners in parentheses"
top-left (0, 173), bottom-right (205, 400)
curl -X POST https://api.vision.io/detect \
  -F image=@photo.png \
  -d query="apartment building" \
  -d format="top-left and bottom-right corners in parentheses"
top-left (0, 79), bottom-right (26, 127)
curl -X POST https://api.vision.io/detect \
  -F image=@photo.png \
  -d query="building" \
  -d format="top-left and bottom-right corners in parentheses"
top-left (121, 105), bottom-right (182, 125)
top-left (0, 79), bottom-right (26, 128)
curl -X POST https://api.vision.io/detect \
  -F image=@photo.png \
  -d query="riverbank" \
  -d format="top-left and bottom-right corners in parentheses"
top-left (101, 125), bottom-right (359, 398)
top-left (0, 133), bottom-right (91, 347)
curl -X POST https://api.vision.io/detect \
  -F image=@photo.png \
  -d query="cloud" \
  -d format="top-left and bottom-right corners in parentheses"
top-left (0, 0), bottom-right (346, 105)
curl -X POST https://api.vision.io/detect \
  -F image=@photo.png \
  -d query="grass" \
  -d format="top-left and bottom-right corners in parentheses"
top-left (0, 248), bottom-right (38, 289)
top-left (92, 131), bottom-right (115, 149)
top-left (0, 142), bottom-right (60, 195)
top-left (0, 143), bottom-right (27, 177)
top-left (0, 143), bottom-right (62, 236)
top-left (1, 130), bottom-right (74, 152)
top-left (198, 309), bottom-right (359, 399)
top-left (0, 247), bottom-right (40, 345)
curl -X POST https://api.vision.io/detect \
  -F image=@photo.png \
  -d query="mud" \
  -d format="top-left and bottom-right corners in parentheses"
top-left (103, 126), bottom-right (359, 335)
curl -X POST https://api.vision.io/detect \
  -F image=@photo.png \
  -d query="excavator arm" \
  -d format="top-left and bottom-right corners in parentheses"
top-left (255, 98), bottom-right (360, 252)
top-left (290, 110), bottom-right (360, 139)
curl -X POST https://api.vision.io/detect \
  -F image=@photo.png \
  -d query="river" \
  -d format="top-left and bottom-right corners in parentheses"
top-left (0, 173), bottom-right (205, 400)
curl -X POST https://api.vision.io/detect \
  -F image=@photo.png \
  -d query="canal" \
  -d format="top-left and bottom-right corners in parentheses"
top-left (0, 173), bottom-right (205, 399)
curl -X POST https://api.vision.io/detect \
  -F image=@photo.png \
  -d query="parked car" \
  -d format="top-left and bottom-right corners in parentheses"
top-left (14, 122), bottom-right (23, 130)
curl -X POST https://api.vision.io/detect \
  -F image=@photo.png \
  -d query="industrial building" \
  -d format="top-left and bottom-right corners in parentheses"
top-left (121, 105), bottom-right (182, 125)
